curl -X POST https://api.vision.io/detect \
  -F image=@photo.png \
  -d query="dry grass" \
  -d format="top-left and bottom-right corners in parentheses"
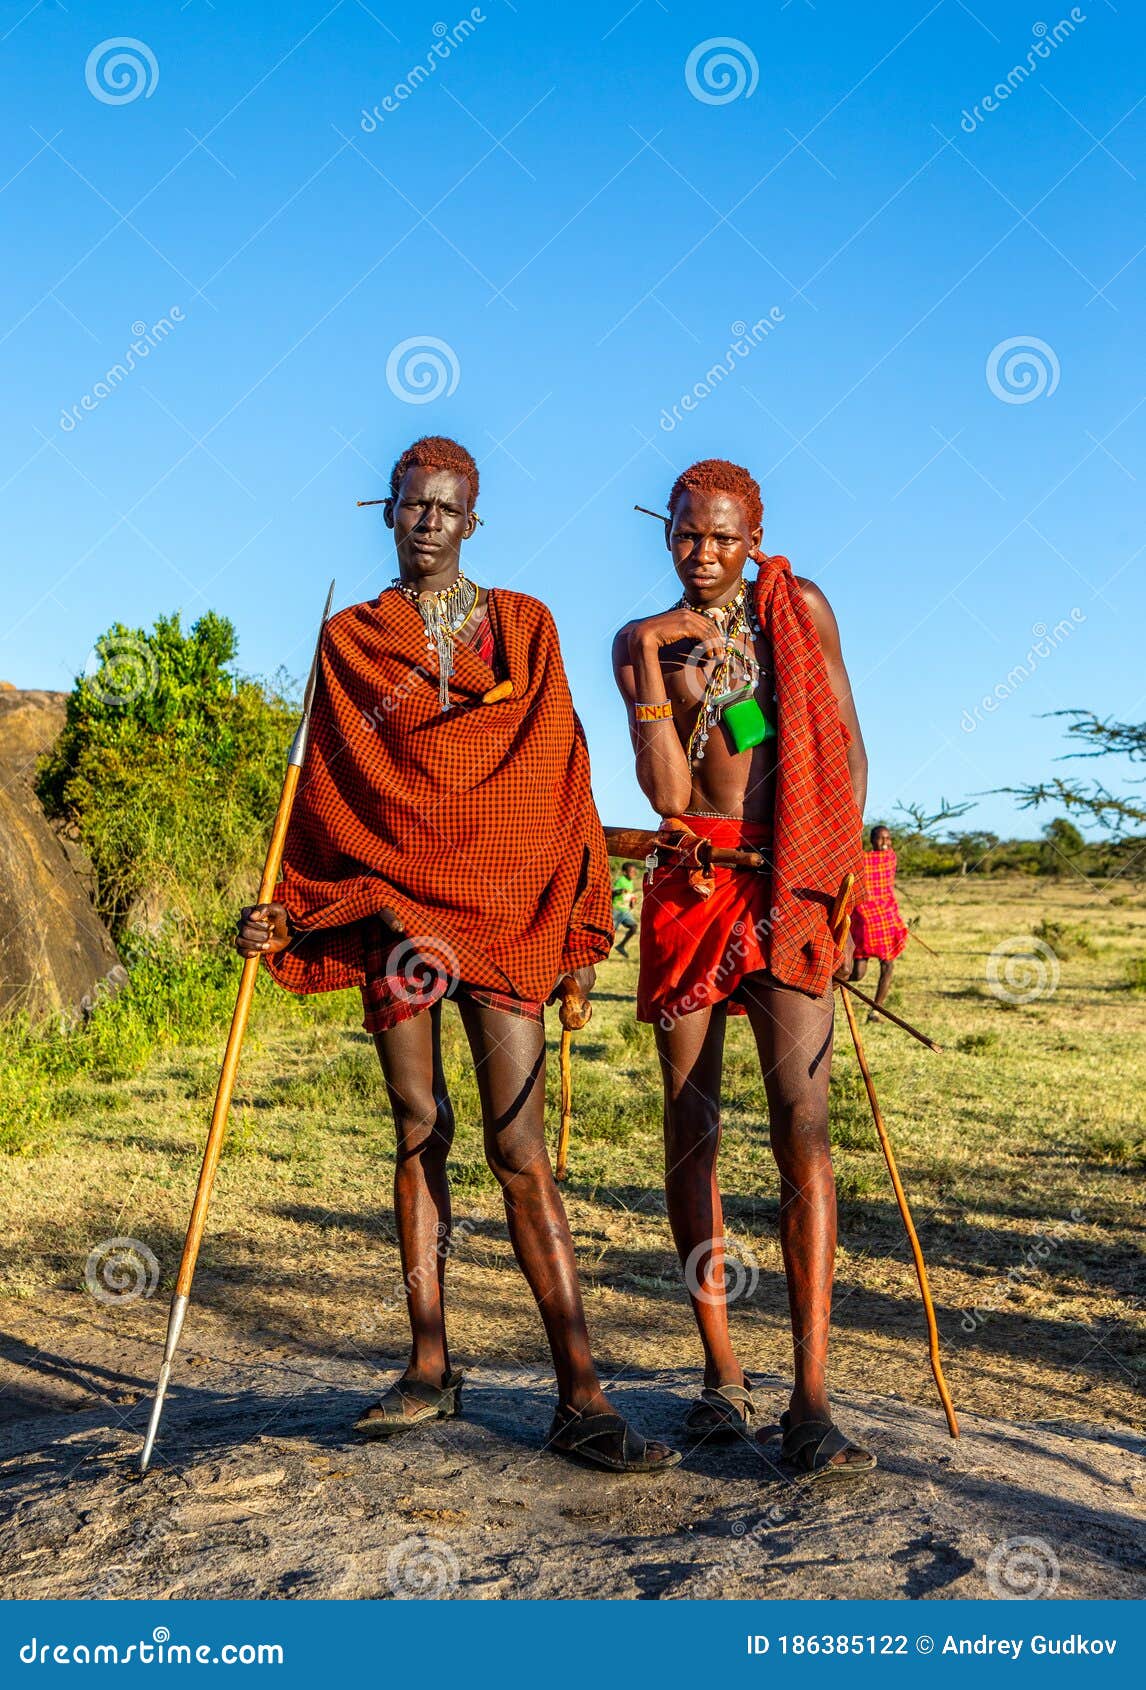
top-left (2, 875), bottom-right (1142, 1430)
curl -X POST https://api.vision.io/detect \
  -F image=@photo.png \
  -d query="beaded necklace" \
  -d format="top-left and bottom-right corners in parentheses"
top-left (392, 573), bottom-right (479, 710)
top-left (675, 583), bottom-right (763, 763)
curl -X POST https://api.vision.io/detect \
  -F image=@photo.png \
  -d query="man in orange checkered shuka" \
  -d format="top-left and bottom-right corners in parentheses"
top-left (235, 436), bottom-right (679, 1476)
top-left (612, 457), bottom-right (875, 1481)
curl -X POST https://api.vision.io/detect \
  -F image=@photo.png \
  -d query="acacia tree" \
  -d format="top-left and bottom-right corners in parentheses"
top-left (999, 710), bottom-right (1146, 837)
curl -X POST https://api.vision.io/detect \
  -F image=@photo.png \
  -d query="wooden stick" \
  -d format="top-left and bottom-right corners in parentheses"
top-left (634, 504), bottom-right (668, 524)
top-left (837, 978), bottom-right (942, 1052)
top-left (907, 927), bottom-right (939, 958)
top-left (554, 978), bottom-right (591, 1183)
top-left (139, 581), bottom-right (335, 1474)
top-left (830, 875), bottom-right (958, 1438)
top-left (839, 988), bottom-right (960, 1439)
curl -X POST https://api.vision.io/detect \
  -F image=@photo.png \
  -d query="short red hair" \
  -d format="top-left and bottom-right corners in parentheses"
top-left (668, 458), bottom-right (762, 532)
top-left (389, 436), bottom-right (479, 506)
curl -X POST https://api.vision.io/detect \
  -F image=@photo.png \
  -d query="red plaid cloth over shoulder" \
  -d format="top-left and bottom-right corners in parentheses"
top-left (264, 587), bottom-right (613, 1013)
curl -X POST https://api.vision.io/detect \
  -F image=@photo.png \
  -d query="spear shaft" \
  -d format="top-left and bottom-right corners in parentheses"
top-left (139, 581), bottom-right (335, 1473)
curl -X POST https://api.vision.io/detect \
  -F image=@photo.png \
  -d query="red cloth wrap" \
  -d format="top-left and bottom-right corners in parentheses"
top-left (637, 815), bottom-right (776, 1025)
top-left (264, 588), bottom-right (613, 1014)
top-left (851, 849), bottom-right (908, 961)
top-left (638, 555), bottom-right (865, 1020)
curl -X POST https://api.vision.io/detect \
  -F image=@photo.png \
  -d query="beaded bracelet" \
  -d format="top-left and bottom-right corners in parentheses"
top-left (634, 700), bottom-right (673, 722)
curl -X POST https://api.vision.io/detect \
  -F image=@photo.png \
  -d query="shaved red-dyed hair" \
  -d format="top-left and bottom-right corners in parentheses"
top-left (389, 436), bottom-right (480, 506)
top-left (668, 458), bottom-right (762, 532)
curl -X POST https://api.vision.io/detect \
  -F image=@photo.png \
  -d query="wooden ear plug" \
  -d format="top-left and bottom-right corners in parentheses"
top-left (482, 680), bottom-right (514, 704)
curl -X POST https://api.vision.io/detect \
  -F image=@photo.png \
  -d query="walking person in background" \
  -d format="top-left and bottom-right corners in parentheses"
top-left (850, 825), bottom-right (909, 1018)
top-left (611, 860), bottom-right (641, 957)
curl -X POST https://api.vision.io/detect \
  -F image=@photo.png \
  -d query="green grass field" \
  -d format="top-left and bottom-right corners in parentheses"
top-left (2, 873), bottom-right (1142, 1432)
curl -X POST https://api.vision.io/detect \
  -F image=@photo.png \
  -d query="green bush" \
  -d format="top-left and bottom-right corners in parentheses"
top-left (36, 611), bottom-right (293, 943)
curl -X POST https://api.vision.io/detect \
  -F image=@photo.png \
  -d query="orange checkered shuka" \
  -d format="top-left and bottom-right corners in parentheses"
top-left (264, 588), bottom-right (613, 1022)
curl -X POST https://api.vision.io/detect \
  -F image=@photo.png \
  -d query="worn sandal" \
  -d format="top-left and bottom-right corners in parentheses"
top-left (684, 1379), bottom-right (758, 1442)
top-left (547, 1405), bottom-right (682, 1474)
top-left (353, 1370), bottom-right (464, 1438)
top-left (780, 1414), bottom-right (876, 1480)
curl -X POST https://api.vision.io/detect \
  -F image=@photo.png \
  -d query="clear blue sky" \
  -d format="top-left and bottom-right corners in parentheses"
top-left (2, 0), bottom-right (1142, 837)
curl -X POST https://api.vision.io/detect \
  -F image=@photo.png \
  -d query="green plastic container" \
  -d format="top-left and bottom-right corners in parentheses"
top-left (722, 697), bottom-right (775, 752)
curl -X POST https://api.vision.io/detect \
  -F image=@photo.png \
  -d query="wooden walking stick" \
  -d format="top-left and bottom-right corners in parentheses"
top-left (831, 876), bottom-right (959, 1439)
top-left (139, 581), bottom-right (335, 1474)
top-left (907, 926), bottom-right (939, 958)
top-left (554, 976), bottom-right (591, 1182)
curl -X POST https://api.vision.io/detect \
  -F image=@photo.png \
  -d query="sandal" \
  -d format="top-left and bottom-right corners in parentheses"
top-left (779, 1413), bottom-right (876, 1480)
top-left (684, 1378), bottom-right (758, 1442)
top-left (547, 1405), bottom-right (682, 1474)
top-left (353, 1370), bottom-right (464, 1438)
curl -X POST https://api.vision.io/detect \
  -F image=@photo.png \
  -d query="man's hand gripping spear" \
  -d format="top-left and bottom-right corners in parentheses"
top-left (138, 581), bottom-right (335, 1474)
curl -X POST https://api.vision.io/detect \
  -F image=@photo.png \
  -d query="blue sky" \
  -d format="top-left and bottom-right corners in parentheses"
top-left (2, 0), bottom-right (1142, 837)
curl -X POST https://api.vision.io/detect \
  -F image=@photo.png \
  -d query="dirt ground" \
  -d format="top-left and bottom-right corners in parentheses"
top-left (1, 874), bottom-right (1143, 1599)
top-left (1, 1307), bottom-right (1141, 1601)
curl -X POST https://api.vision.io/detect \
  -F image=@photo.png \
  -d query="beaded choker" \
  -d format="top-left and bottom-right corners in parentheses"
top-left (392, 573), bottom-right (479, 710)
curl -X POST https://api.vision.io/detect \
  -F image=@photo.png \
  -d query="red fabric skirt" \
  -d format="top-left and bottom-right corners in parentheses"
top-left (636, 815), bottom-right (783, 1026)
top-left (360, 915), bottom-right (542, 1035)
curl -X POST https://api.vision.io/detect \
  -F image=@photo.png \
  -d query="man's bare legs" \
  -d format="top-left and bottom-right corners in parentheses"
top-left (739, 978), bottom-right (836, 1428)
top-left (373, 1003), bottom-right (455, 1392)
top-left (654, 1003), bottom-right (747, 1393)
top-left (851, 955), bottom-right (895, 1012)
top-left (375, 995), bottom-right (647, 1424)
top-left (456, 996), bottom-right (613, 1415)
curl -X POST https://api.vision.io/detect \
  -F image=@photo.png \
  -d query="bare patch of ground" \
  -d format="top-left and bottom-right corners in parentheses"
top-left (0, 1306), bottom-right (1141, 1601)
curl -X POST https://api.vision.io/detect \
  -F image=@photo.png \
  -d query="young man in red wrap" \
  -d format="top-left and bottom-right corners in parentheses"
top-left (237, 436), bottom-right (677, 1475)
top-left (612, 458), bottom-right (874, 1478)
top-left (851, 825), bottom-right (909, 1015)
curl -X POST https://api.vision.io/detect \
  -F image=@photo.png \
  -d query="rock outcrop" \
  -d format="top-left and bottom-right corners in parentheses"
top-left (0, 688), bottom-right (123, 1024)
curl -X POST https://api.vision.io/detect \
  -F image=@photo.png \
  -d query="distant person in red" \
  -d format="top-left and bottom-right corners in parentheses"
top-left (850, 826), bottom-right (908, 1015)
